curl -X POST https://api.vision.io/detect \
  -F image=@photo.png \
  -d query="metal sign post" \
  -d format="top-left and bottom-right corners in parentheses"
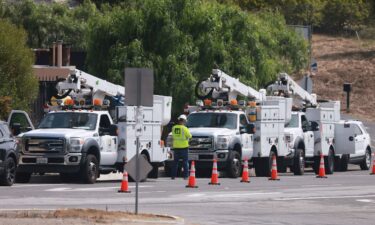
top-left (125, 68), bottom-right (154, 215)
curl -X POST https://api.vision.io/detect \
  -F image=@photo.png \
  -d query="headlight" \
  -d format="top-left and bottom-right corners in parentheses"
top-left (166, 135), bottom-right (173, 148)
top-left (217, 135), bottom-right (230, 150)
top-left (70, 137), bottom-right (84, 152)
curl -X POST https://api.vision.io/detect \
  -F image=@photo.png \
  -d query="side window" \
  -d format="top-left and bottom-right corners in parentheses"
top-left (99, 115), bottom-right (111, 129)
top-left (354, 125), bottom-right (363, 136)
top-left (301, 115), bottom-right (310, 130)
top-left (0, 125), bottom-right (4, 138)
top-left (239, 114), bottom-right (248, 127)
top-left (0, 125), bottom-right (10, 138)
top-left (9, 112), bottom-right (32, 133)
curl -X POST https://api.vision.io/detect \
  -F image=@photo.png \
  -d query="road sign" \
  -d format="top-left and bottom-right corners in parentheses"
top-left (125, 154), bottom-right (153, 181)
top-left (125, 68), bottom-right (154, 107)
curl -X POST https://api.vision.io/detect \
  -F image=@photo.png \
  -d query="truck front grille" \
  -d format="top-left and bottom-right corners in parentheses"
top-left (24, 138), bottom-right (65, 153)
top-left (189, 136), bottom-right (213, 151)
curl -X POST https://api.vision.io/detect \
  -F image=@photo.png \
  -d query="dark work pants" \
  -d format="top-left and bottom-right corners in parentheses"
top-left (172, 148), bottom-right (189, 178)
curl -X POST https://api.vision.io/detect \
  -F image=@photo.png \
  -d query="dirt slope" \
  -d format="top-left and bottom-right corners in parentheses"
top-left (311, 35), bottom-right (375, 122)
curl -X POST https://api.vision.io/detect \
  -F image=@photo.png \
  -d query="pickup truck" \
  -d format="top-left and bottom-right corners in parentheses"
top-left (166, 110), bottom-right (254, 178)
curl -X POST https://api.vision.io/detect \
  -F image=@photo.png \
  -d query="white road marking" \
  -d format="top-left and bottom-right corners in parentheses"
top-left (301, 184), bottom-right (342, 188)
top-left (12, 184), bottom-right (64, 188)
top-left (185, 192), bottom-right (282, 199)
top-left (356, 199), bottom-right (374, 203)
top-left (274, 194), bottom-right (375, 201)
top-left (46, 185), bottom-right (154, 192)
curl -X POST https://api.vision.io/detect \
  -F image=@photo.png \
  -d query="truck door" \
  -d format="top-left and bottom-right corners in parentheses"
top-left (301, 115), bottom-right (314, 154)
top-left (353, 124), bottom-right (366, 156)
top-left (239, 114), bottom-right (252, 160)
top-left (7, 110), bottom-right (34, 135)
top-left (98, 114), bottom-right (117, 165)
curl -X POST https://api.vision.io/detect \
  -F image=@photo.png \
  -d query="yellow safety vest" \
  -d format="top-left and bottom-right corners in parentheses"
top-left (172, 124), bottom-right (192, 149)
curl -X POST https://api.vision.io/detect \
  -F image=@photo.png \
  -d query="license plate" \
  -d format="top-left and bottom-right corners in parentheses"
top-left (36, 158), bottom-right (48, 164)
top-left (189, 154), bottom-right (199, 161)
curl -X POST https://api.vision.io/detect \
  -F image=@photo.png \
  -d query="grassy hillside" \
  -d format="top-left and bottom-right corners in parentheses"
top-left (312, 35), bottom-right (375, 122)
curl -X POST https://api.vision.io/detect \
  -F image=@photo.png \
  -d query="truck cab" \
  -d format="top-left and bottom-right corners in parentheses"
top-left (10, 110), bottom-right (118, 184)
top-left (283, 111), bottom-right (316, 175)
top-left (167, 110), bottom-right (254, 178)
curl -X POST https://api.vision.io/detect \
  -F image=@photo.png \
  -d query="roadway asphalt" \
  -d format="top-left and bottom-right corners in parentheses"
top-left (0, 165), bottom-right (374, 225)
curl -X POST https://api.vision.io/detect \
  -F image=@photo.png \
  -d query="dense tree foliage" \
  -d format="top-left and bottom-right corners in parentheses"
top-left (86, 0), bottom-right (308, 114)
top-left (0, 0), bottom-right (97, 49)
top-left (0, 19), bottom-right (38, 119)
top-left (219, 0), bottom-right (372, 32)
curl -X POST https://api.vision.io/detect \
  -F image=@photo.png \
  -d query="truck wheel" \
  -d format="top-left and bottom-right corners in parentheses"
top-left (148, 163), bottom-right (159, 179)
top-left (293, 149), bottom-right (305, 175)
top-left (360, 149), bottom-right (371, 170)
top-left (80, 154), bottom-right (98, 184)
top-left (324, 149), bottom-right (334, 175)
top-left (313, 156), bottom-right (320, 174)
top-left (339, 154), bottom-right (349, 172)
top-left (15, 172), bottom-right (31, 183)
top-left (254, 151), bottom-right (274, 177)
top-left (226, 151), bottom-right (241, 178)
top-left (0, 158), bottom-right (16, 186)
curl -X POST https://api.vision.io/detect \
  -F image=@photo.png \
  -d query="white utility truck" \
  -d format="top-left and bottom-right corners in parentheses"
top-left (166, 69), bottom-right (292, 177)
top-left (268, 73), bottom-right (372, 174)
top-left (9, 69), bottom-right (172, 183)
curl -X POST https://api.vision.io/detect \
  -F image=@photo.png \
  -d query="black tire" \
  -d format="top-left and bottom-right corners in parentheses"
top-left (148, 163), bottom-right (159, 179)
top-left (360, 149), bottom-right (371, 170)
top-left (0, 158), bottom-right (16, 186)
top-left (80, 154), bottom-right (98, 184)
top-left (254, 151), bottom-right (274, 177)
top-left (226, 151), bottom-right (241, 178)
top-left (325, 149), bottom-right (335, 175)
top-left (15, 172), bottom-right (31, 183)
top-left (293, 149), bottom-right (305, 175)
top-left (313, 156), bottom-right (320, 174)
top-left (339, 154), bottom-right (349, 172)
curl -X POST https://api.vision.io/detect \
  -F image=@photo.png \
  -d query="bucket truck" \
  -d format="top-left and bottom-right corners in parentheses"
top-left (9, 69), bottom-right (172, 183)
top-left (166, 69), bottom-right (292, 177)
top-left (268, 72), bottom-right (372, 174)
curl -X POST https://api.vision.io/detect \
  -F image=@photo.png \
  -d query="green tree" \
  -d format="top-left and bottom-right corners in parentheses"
top-left (322, 0), bottom-right (370, 32)
top-left (0, 19), bottom-right (38, 119)
top-left (86, 0), bottom-right (308, 115)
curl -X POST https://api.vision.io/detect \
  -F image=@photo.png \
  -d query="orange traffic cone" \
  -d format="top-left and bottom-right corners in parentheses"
top-left (209, 159), bottom-right (220, 185)
top-left (118, 170), bottom-right (131, 193)
top-left (370, 152), bottom-right (375, 175)
top-left (316, 154), bottom-right (327, 178)
top-left (240, 158), bottom-right (250, 183)
top-left (186, 161), bottom-right (198, 188)
top-left (269, 155), bottom-right (280, 181)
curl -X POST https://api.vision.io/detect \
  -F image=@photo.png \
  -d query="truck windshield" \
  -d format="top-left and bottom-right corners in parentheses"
top-left (38, 112), bottom-right (98, 130)
top-left (186, 113), bottom-right (237, 129)
top-left (286, 114), bottom-right (299, 128)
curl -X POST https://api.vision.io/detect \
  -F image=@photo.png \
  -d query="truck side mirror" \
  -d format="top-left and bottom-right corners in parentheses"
top-left (239, 126), bottom-right (247, 134)
top-left (247, 124), bottom-right (256, 134)
top-left (310, 121), bottom-right (319, 132)
top-left (109, 124), bottom-right (118, 136)
top-left (11, 123), bottom-right (21, 136)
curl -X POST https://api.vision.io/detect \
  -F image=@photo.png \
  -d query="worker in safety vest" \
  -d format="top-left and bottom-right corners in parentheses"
top-left (171, 114), bottom-right (192, 179)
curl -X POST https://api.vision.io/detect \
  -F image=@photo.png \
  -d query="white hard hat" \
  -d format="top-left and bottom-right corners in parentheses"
top-left (178, 114), bottom-right (187, 121)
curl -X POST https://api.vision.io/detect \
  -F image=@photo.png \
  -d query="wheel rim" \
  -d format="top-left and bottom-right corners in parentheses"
top-left (6, 160), bottom-right (16, 184)
top-left (88, 161), bottom-right (97, 181)
top-left (232, 157), bottom-right (240, 176)
top-left (299, 152), bottom-right (304, 172)
top-left (366, 151), bottom-right (371, 168)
